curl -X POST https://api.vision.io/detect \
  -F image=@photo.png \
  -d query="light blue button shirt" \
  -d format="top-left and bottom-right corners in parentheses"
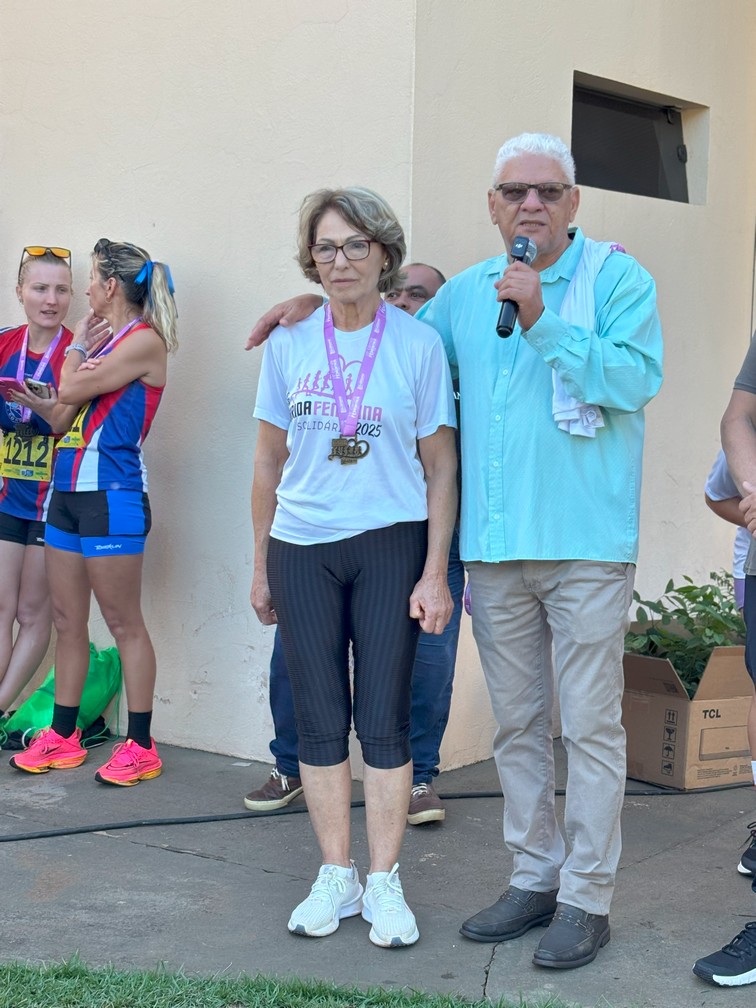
top-left (417, 228), bottom-right (663, 564)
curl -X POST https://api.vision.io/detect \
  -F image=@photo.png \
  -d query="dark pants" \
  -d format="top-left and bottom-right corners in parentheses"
top-left (269, 528), bottom-right (464, 780)
top-left (268, 522), bottom-right (430, 768)
top-left (743, 575), bottom-right (756, 688)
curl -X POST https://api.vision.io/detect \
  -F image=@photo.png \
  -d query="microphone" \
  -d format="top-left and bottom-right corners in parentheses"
top-left (496, 236), bottom-right (538, 337)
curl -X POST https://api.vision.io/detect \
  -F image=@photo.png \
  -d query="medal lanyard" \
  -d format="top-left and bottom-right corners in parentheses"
top-left (15, 325), bottom-right (63, 422)
top-left (323, 302), bottom-right (386, 437)
top-left (90, 316), bottom-right (143, 360)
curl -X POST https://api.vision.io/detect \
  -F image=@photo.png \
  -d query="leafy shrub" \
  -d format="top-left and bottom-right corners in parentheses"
top-left (624, 571), bottom-right (745, 698)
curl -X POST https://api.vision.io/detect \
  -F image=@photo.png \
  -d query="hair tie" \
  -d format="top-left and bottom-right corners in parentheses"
top-left (161, 263), bottom-right (176, 295)
top-left (135, 259), bottom-right (175, 303)
top-left (135, 259), bottom-right (154, 288)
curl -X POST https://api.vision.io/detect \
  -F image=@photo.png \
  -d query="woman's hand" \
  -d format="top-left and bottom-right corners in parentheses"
top-left (75, 356), bottom-right (106, 372)
top-left (251, 572), bottom-right (277, 625)
top-left (6, 384), bottom-right (59, 421)
top-left (73, 310), bottom-right (113, 354)
top-left (409, 571), bottom-right (453, 635)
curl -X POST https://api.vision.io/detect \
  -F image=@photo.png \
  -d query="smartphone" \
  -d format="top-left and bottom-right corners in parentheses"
top-left (24, 378), bottom-right (53, 399)
top-left (0, 377), bottom-right (28, 400)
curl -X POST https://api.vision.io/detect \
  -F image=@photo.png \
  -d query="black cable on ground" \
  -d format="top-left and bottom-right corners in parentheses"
top-left (0, 779), bottom-right (751, 844)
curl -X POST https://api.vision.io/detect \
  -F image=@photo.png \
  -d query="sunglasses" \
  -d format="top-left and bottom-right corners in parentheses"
top-left (18, 246), bottom-right (72, 281)
top-left (493, 182), bottom-right (573, 204)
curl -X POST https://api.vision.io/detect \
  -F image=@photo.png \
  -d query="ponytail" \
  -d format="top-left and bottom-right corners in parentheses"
top-left (92, 238), bottom-right (179, 352)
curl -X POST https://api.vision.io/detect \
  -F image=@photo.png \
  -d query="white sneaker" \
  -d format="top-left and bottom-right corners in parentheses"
top-left (288, 862), bottom-right (363, 937)
top-left (362, 863), bottom-right (419, 947)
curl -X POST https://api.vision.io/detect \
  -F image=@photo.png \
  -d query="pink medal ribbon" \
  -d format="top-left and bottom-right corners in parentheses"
top-left (323, 302), bottom-right (385, 464)
top-left (15, 325), bottom-right (63, 422)
top-left (90, 316), bottom-right (144, 360)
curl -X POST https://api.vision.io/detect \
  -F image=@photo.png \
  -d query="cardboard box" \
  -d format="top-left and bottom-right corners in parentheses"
top-left (622, 646), bottom-right (753, 790)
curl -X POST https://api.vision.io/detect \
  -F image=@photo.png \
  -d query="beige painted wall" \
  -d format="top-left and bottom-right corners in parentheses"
top-left (2, 1), bottom-right (755, 771)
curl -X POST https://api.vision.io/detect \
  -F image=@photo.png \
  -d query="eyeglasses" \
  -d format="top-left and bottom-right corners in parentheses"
top-left (18, 246), bottom-right (71, 281)
top-left (493, 182), bottom-right (573, 204)
top-left (308, 239), bottom-right (376, 264)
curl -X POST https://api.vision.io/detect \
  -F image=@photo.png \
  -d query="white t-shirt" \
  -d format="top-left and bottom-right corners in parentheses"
top-left (704, 449), bottom-right (749, 579)
top-left (254, 303), bottom-right (456, 545)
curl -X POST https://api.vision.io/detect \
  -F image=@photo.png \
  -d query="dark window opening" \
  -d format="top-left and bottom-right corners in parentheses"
top-left (572, 85), bottom-right (689, 203)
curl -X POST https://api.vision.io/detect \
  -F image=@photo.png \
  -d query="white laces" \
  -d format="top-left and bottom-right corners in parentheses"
top-left (311, 866), bottom-right (351, 905)
top-left (369, 864), bottom-right (405, 913)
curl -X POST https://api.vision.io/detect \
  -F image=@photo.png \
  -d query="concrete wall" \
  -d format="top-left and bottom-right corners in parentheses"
top-left (2, 1), bottom-right (755, 771)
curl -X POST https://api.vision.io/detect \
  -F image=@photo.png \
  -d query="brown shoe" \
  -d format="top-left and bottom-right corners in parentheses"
top-left (460, 885), bottom-right (558, 942)
top-left (244, 768), bottom-right (303, 811)
top-left (532, 902), bottom-right (610, 969)
top-left (407, 782), bottom-right (445, 825)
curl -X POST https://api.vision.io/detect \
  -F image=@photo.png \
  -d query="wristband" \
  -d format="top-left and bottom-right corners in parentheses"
top-left (64, 343), bottom-right (88, 358)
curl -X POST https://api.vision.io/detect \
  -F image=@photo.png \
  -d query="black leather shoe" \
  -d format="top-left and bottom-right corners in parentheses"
top-left (459, 885), bottom-right (559, 942)
top-left (532, 902), bottom-right (610, 969)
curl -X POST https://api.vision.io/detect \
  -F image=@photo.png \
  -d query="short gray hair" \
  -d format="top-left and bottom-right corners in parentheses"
top-left (492, 133), bottom-right (576, 186)
top-left (296, 187), bottom-right (406, 293)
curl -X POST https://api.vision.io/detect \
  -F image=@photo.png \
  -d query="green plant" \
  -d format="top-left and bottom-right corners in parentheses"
top-left (624, 571), bottom-right (746, 698)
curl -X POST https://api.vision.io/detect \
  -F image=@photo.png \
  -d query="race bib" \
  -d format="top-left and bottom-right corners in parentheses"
top-left (58, 404), bottom-right (90, 449)
top-left (0, 431), bottom-right (55, 481)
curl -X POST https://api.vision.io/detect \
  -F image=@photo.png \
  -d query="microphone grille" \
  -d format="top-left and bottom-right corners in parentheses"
top-left (522, 240), bottom-right (538, 266)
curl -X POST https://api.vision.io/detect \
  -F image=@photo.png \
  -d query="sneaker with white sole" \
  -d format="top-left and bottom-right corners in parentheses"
top-left (362, 863), bottom-right (419, 947)
top-left (407, 782), bottom-right (445, 825)
top-left (693, 921), bottom-right (756, 986)
top-left (288, 862), bottom-right (363, 937)
top-left (737, 820), bottom-right (756, 877)
top-left (244, 767), bottom-right (303, 811)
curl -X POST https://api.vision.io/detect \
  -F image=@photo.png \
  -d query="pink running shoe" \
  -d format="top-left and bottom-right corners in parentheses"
top-left (95, 738), bottom-right (162, 787)
top-left (9, 727), bottom-right (87, 774)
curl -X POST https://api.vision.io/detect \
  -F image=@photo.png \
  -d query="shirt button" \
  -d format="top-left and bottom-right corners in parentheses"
top-left (495, 415), bottom-right (501, 421)
top-left (502, 369), bottom-right (509, 376)
top-left (493, 513), bottom-right (500, 520)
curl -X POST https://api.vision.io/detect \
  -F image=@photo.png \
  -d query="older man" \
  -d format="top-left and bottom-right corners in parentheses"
top-left (244, 263), bottom-right (466, 828)
top-left (414, 132), bottom-right (662, 969)
top-left (247, 136), bottom-right (663, 968)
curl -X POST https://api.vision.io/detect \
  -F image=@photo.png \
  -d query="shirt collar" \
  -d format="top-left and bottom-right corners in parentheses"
top-left (486, 226), bottom-right (584, 281)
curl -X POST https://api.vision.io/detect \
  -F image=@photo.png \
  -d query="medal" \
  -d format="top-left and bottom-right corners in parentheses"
top-left (323, 302), bottom-right (385, 464)
top-left (328, 436), bottom-right (370, 465)
top-left (14, 421), bottom-right (38, 438)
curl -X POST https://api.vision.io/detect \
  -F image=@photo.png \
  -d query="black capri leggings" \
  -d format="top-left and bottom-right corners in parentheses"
top-left (267, 521), bottom-right (427, 769)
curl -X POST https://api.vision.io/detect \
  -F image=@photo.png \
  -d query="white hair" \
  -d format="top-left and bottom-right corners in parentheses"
top-left (492, 133), bottom-right (576, 186)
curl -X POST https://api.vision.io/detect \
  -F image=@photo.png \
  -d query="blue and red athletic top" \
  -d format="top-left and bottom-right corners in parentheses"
top-left (54, 323), bottom-right (164, 493)
top-left (0, 323), bottom-right (73, 520)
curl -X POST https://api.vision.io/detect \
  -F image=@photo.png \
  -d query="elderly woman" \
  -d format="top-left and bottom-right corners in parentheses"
top-left (251, 187), bottom-right (457, 947)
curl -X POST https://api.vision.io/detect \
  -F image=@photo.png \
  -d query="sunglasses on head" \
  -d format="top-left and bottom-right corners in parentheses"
top-left (18, 246), bottom-right (72, 281)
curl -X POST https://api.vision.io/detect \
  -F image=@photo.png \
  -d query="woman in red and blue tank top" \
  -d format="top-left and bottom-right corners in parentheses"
top-left (0, 247), bottom-right (73, 726)
top-left (10, 239), bottom-right (178, 787)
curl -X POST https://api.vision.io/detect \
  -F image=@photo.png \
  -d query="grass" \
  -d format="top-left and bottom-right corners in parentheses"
top-left (0, 959), bottom-right (581, 1008)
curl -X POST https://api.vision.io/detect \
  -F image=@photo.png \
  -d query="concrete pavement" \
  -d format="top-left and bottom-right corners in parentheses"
top-left (1, 741), bottom-right (755, 1008)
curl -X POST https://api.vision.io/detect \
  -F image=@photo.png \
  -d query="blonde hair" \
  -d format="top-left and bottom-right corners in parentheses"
top-left (296, 187), bottom-right (406, 293)
top-left (92, 238), bottom-right (178, 352)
